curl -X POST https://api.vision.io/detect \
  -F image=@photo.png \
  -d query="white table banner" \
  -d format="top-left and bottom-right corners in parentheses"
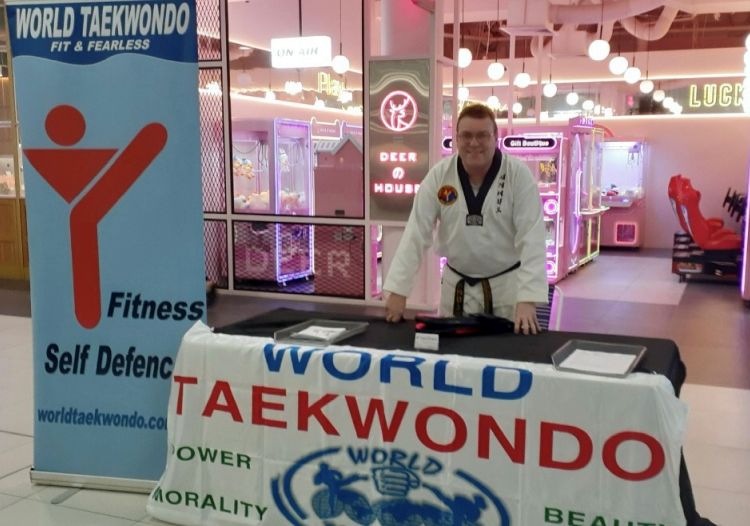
top-left (148, 322), bottom-right (688, 526)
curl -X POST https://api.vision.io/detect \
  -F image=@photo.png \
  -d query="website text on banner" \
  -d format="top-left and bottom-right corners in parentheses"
top-left (6, 0), bottom-right (205, 483)
top-left (148, 323), bottom-right (688, 526)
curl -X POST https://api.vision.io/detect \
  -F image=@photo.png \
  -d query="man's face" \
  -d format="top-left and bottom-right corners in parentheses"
top-left (456, 116), bottom-right (496, 174)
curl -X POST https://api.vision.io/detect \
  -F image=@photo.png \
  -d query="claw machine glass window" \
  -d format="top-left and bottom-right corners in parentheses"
top-left (573, 122), bottom-right (604, 266)
top-left (232, 123), bottom-right (271, 214)
top-left (568, 133), bottom-right (585, 271)
top-left (600, 140), bottom-right (647, 247)
top-left (275, 119), bottom-right (313, 216)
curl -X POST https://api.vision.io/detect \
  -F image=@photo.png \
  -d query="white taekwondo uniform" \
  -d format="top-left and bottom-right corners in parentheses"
top-left (383, 150), bottom-right (547, 319)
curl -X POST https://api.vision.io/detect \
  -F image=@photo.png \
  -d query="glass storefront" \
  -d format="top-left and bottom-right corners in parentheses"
top-left (201, 0), bottom-right (367, 298)
top-left (0, 5), bottom-right (26, 279)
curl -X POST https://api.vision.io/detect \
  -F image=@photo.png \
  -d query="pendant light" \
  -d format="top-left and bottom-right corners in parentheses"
top-left (609, 43), bottom-right (628, 75)
top-left (566, 84), bottom-right (579, 106)
top-left (639, 24), bottom-right (653, 94)
top-left (514, 64), bottom-right (531, 88)
top-left (487, 0), bottom-right (505, 81)
top-left (609, 55), bottom-right (628, 75)
top-left (487, 62), bottom-right (505, 81)
top-left (458, 48), bottom-right (473, 69)
top-left (514, 39), bottom-right (531, 88)
top-left (486, 87), bottom-right (500, 108)
top-left (543, 56), bottom-right (557, 97)
top-left (653, 86), bottom-right (666, 102)
top-left (458, 72), bottom-right (469, 102)
top-left (624, 65), bottom-right (641, 84)
top-left (543, 82), bottom-right (558, 98)
top-left (331, 0), bottom-right (349, 74)
top-left (458, 0), bottom-right (472, 68)
top-left (624, 21), bottom-right (641, 84)
top-left (458, 85), bottom-right (470, 101)
top-left (588, 0), bottom-right (610, 61)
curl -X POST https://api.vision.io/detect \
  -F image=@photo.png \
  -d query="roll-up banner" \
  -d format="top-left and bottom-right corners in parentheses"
top-left (6, 0), bottom-right (205, 486)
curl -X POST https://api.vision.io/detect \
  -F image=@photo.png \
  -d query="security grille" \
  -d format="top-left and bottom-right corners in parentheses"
top-left (232, 221), bottom-right (365, 298)
top-left (196, 0), bottom-right (221, 61)
top-left (204, 220), bottom-right (228, 288)
top-left (199, 68), bottom-right (225, 213)
top-left (312, 225), bottom-right (365, 298)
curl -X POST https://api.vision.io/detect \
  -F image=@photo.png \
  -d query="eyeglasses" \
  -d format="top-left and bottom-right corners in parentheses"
top-left (457, 131), bottom-right (495, 143)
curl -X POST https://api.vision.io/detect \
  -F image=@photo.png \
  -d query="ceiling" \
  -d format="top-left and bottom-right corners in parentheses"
top-left (222, 0), bottom-right (750, 111)
top-left (450, 9), bottom-right (750, 59)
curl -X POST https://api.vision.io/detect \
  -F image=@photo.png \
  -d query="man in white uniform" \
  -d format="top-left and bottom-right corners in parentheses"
top-left (383, 103), bottom-right (547, 334)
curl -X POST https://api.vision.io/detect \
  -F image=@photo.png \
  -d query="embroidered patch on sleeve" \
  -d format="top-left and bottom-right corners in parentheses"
top-left (437, 185), bottom-right (458, 205)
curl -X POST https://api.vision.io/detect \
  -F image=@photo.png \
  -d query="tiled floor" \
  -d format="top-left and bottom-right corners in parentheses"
top-left (1, 251), bottom-right (749, 525)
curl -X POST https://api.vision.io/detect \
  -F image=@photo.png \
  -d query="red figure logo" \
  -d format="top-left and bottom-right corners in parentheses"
top-left (24, 105), bottom-right (168, 329)
top-left (380, 91), bottom-right (418, 132)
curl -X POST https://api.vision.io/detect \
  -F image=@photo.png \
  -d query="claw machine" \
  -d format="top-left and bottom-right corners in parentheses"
top-left (500, 132), bottom-right (567, 283)
top-left (599, 140), bottom-right (647, 247)
top-left (573, 118), bottom-right (606, 267)
top-left (232, 118), bottom-right (314, 285)
top-left (503, 117), bottom-right (605, 278)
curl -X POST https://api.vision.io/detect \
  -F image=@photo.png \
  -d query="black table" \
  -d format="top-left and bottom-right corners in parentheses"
top-left (218, 307), bottom-right (711, 525)
top-left (218, 308), bottom-right (687, 395)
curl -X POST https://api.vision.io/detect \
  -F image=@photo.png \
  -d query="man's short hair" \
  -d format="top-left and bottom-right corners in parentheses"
top-left (457, 103), bottom-right (498, 137)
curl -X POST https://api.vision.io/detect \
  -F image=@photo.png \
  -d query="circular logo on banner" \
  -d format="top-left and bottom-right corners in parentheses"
top-left (380, 91), bottom-right (418, 132)
top-left (438, 185), bottom-right (459, 205)
top-left (271, 446), bottom-right (510, 526)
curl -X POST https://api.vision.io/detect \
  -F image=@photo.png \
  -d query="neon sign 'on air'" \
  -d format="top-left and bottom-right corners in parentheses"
top-left (380, 91), bottom-right (418, 132)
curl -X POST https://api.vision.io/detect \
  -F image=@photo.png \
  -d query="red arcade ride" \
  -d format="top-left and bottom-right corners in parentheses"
top-left (668, 174), bottom-right (742, 282)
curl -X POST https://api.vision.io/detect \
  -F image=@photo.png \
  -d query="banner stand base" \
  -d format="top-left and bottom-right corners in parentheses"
top-left (30, 468), bottom-right (155, 494)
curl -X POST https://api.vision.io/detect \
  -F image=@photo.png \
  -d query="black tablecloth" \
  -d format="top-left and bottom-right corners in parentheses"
top-left (217, 307), bottom-right (687, 395)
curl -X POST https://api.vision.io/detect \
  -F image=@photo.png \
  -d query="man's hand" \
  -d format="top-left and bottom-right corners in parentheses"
top-left (385, 292), bottom-right (407, 323)
top-left (514, 302), bottom-right (540, 335)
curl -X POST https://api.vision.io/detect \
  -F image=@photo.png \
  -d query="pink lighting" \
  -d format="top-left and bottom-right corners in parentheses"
top-left (373, 183), bottom-right (420, 194)
top-left (570, 116), bottom-right (595, 129)
top-left (614, 222), bottom-right (639, 246)
top-left (380, 91), bottom-right (418, 132)
top-left (543, 198), bottom-right (559, 215)
top-left (379, 151), bottom-right (418, 162)
top-left (502, 136), bottom-right (557, 151)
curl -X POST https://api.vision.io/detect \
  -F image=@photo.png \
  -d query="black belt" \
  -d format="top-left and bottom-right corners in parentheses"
top-left (447, 261), bottom-right (521, 316)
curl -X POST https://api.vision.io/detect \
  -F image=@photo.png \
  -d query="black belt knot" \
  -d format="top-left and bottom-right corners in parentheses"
top-left (448, 261), bottom-right (521, 316)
